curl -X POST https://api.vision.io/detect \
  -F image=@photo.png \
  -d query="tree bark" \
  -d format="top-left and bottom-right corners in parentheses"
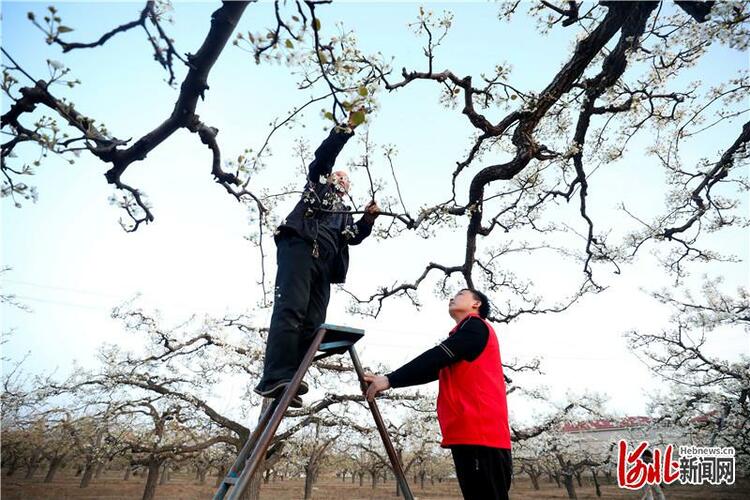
top-left (5, 457), bottom-right (18, 477)
top-left (591, 469), bottom-right (602, 497)
top-left (303, 466), bottom-right (317, 500)
top-left (80, 462), bottom-right (95, 488)
top-left (124, 466), bottom-right (132, 481)
top-left (527, 470), bottom-right (540, 490)
top-left (44, 456), bottom-right (65, 483)
top-left (562, 472), bottom-right (577, 499)
top-left (142, 461), bottom-right (162, 500)
top-left (243, 398), bottom-right (271, 500)
top-left (24, 461), bottom-right (39, 479)
top-left (159, 463), bottom-right (169, 485)
top-left (94, 461), bottom-right (106, 478)
top-left (215, 464), bottom-right (227, 487)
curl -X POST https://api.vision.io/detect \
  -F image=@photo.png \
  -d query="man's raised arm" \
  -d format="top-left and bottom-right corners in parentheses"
top-left (307, 126), bottom-right (355, 183)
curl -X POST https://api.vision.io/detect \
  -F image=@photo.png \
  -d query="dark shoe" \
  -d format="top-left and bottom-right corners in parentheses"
top-left (254, 379), bottom-right (309, 398)
top-left (289, 395), bottom-right (303, 409)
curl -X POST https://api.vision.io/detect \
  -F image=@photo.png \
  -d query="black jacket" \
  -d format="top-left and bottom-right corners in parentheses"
top-left (275, 127), bottom-right (374, 284)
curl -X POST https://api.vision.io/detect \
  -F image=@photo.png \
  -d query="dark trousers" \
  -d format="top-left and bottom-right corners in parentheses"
top-left (256, 235), bottom-right (334, 391)
top-left (451, 445), bottom-right (512, 500)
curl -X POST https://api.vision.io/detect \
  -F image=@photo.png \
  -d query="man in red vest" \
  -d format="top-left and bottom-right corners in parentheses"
top-left (364, 288), bottom-right (512, 500)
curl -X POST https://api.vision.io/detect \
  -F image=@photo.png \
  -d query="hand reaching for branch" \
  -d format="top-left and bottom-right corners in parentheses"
top-left (363, 200), bottom-right (380, 223)
top-left (347, 107), bottom-right (366, 130)
top-left (363, 372), bottom-right (390, 401)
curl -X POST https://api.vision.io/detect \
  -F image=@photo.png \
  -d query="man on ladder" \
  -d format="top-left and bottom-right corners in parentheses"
top-left (254, 112), bottom-right (380, 407)
top-left (364, 289), bottom-right (513, 500)
top-left (216, 115), bottom-right (414, 500)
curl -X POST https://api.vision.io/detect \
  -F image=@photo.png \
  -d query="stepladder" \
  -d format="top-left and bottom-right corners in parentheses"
top-left (214, 323), bottom-right (414, 500)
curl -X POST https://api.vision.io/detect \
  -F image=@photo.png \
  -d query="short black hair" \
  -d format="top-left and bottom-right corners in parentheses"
top-left (462, 288), bottom-right (490, 319)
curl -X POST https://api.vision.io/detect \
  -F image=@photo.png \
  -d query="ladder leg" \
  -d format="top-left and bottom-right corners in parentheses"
top-left (213, 399), bottom-right (278, 500)
top-left (349, 346), bottom-right (414, 500)
top-left (226, 326), bottom-right (329, 500)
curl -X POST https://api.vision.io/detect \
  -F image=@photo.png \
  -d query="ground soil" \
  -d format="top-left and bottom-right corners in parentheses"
top-left (2, 471), bottom-right (748, 499)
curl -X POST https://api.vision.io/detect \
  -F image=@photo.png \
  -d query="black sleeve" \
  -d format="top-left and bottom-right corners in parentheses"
top-left (441, 317), bottom-right (489, 362)
top-left (307, 127), bottom-right (355, 182)
top-left (386, 317), bottom-right (489, 389)
top-left (342, 214), bottom-right (374, 246)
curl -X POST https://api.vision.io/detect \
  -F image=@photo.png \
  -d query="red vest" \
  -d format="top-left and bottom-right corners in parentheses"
top-left (436, 314), bottom-right (511, 449)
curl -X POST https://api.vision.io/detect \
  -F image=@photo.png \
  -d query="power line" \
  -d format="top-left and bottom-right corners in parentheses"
top-left (2, 278), bottom-right (122, 299)
top-left (11, 294), bottom-right (107, 311)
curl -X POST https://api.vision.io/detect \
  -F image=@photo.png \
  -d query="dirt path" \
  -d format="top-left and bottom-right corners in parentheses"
top-left (2, 473), bottom-right (748, 499)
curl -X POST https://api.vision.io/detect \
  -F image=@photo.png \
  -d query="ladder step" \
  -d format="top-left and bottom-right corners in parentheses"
top-left (317, 323), bottom-right (365, 353)
top-left (223, 475), bottom-right (238, 485)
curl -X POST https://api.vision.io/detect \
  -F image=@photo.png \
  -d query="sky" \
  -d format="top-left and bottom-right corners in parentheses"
top-left (1, 1), bottom-right (748, 428)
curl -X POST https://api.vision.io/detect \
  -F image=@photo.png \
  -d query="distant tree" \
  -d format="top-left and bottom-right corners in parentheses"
top-left (627, 276), bottom-right (750, 472)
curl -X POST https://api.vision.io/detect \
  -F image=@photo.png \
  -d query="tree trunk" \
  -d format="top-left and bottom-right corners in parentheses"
top-left (44, 456), bottom-right (65, 483)
top-left (94, 461), bottom-right (106, 479)
top-left (591, 469), bottom-right (602, 497)
top-left (562, 473), bottom-right (577, 499)
top-left (24, 461), bottom-right (39, 479)
top-left (359, 472), bottom-right (363, 487)
top-left (575, 470), bottom-right (582, 487)
top-left (303, 466), bottom-right (317, 500)
top-left (5, 457), bottom-right (18, 477)
top-left (159, 464), bottom-right (169, 485)
top-left (199, 468), bottom-right (208, 483)
top-left (395, 475), bottom-right (401, 497)
top-left (371, 471), bottom-right (377, 489)
top-left (142, 461), bottom-right (162, 500)
top-left (124, 466), bottom-right (132, 481)
top-left (244, 451), bottom-right (264, 500)
top-left (420, 471), bottom-right (425, 489)
top-left (80, 463), bottom-right (95, 488)
top-left (243, 398), bottom-right (271, 500)
top-left (215, 464), bottom-right (227, 487)
top-left (527, 471), bottom-right (540, 490)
